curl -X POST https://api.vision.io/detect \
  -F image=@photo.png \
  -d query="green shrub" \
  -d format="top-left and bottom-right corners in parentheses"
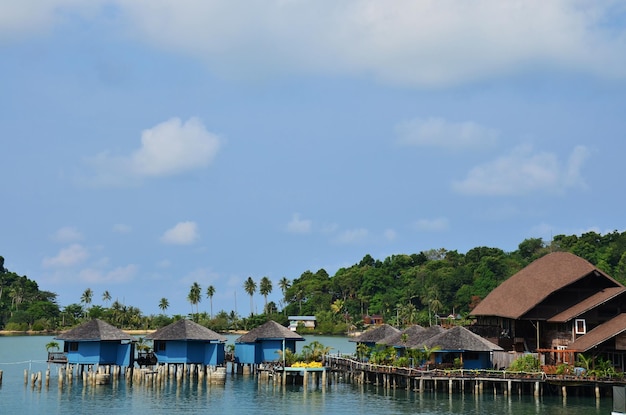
top-left (508, 354), bottom-right (539, 372)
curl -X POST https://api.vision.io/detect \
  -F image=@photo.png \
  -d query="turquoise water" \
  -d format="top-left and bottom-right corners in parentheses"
top-left (0, 335), bottom-right (613, 414)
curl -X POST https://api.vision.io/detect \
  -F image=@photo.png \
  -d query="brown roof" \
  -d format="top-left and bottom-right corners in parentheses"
top-left (569, 314), bottom-right (626, 352)
top-left (423, 326), bottom-right (503, 352)
top-left (377, 325), bottom-right (425, 347)
top-left (471, 252), bottom-right (618, 319)
top-left (235, 320), bottom-right (304, 343)
top-left (56, 319), bottom-right (133, 341)
top-left (350, 324), bottom-right (400, 343)
top-left (146, 319), bottom-right (227, 342)
top-left (547, 287), bottom-right (626, 323)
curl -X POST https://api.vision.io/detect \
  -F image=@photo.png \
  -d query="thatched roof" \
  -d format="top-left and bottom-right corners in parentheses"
top-left (235, 320), bottom-right (304, 343)
top-left (547, 287), bottom-right (626, 323)
top-left (377, 325), bottom-right (425, 347)
top-left (350, 324), bottom-right (400, 343)
top-left (146, 319), bottom-right (227, 342)
top-left (423, 326), bottom-right (503, 352)
top-left (56, 319), bottom-right (133, 341)
top-left (471, 252), bottom-right (619, 320)
top-left (403, 325), bottom-right (446, 349)
top-left (569, 314), bottom-right (626, 352)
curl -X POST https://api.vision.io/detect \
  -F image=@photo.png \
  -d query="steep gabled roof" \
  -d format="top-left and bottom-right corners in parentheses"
top-left (56, 319), bottom-right (133, 341)
top-left (423, 326), bottom-right (503, 352)
top-left (350, 324), bottom-right (400, 343)
top-left (377, 325), bottom-right (425, 347)
top-left (471, 252), bottom-right (618, 319)
top-left (235, 320), bottom-right (304, 343)
top-left (146, 319), bottom-right (227, 342)
top-left (569, 314), bottom-right (626, 352)
top-left (547, 287), bottom-right (626, 323)
top-left (403, 325), bottom-right (446, 349)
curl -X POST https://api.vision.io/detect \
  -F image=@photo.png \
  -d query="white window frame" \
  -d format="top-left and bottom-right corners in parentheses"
top-left (575, 319), bottom-right (586, 335)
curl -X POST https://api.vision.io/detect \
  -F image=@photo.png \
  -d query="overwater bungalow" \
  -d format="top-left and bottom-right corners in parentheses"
top-left (422, 325), bottom-right (503, 369)
top-left (235, 320), bottom-right (304, 365)
top-left (377, 324), bottom-right (425, 349)
top-left (350, 323), bottom-right (400, 348)
top-left (53, 318), bottom-right (134, 367)
top-left (471, 252), bottom-right (626, 370)
top-left (146, 319), bottom-right (227, 366)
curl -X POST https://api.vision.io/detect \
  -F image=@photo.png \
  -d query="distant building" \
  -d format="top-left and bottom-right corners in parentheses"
top-left (146, 319), bottom-right (227, 366)
top-left (288, 315), bottom-right (316, 331)
top-left (363, 315), bottom-right (384, 325)
top-left (54, 319), bottom-right (134, 367)
top-left (235, 320), bottom-right (304, 364)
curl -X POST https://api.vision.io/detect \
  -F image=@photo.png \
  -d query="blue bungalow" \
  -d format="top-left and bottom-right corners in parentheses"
top-left (55, 319), bottom-right (134, 366)
top-left (422, 326), bottom-right (503, 369)
top-left (146, 319), bottom-right (227, 366)
top-left (235, 320), bottom-right (304, 365)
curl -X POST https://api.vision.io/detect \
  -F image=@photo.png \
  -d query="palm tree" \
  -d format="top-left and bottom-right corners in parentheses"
top-left (187, 282), bottom-right (202, 321)
top-left (102, 290), bottom-right (112, 307)
top-left (278, 277), bottom-right (291, 302)
top-left (206, 285), bottom-right (215, 318)
top-left (259, 276), bottom-right (272, 314)
top-left (81, 288), bottom-right (93, 317)
top-left (243, 277), bottom-right (257, 316)
top-left (158, 297), bottom-right (169, 314)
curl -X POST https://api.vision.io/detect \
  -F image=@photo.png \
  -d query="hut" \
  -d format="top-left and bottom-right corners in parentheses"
top-left (377, 325), bottom-right (425, 349)
top-left (422, 326), bottom-right (503, 369)
top-left (350, 323), bottom-right (400, 348)
top-left (55, 318), bottom-right (134, 367)
top-left (146, 319), bottom-right (227, 366)
top-left (235, 320), bottom-right (304, 365)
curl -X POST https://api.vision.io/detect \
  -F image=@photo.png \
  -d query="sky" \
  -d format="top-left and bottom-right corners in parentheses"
top-left (2, 1), bottom-right (626, 317)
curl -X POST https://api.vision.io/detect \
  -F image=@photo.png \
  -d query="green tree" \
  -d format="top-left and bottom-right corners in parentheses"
top-left (278, 277), bottom-right (291, 302)
top-left (259, 277), bottom-right (272, 313)
top-left (80, 288), bottom-right (93, 316)
top-left (101, 290), bottom-right (112, 307)
top-left (206, 285), bottom-right (215, 318)
top-left (187, 282), bottom-right (201, 320)
top-left (244, 277), bottom-right (257, 316)
top-left (158, 297), bottom-right (169, 313)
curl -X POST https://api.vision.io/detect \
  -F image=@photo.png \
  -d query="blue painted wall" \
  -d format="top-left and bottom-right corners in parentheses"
top-left (154, 341), bottom-right (225, 365)
top-left (65, 341), bottom-right (131, 366)
top-left (235, 340), bottom-right (298, 364)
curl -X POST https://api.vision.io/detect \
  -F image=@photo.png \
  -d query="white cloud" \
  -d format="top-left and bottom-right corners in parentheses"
top-left (396, 117), bottom-right (498, 149)
top-left (413, 217), bottom-right (450, 232)
top-left (452, 145), bottom-right (590, 196)
top-left (85, 117), bottom-right (220, 186)
top-left (4, 2), bottom-right (626, 87)
top-left (287, 213), bottom-right (312, 234)
top-left (53, 226), bottom-right (83, 243)
top-left (43, 244), bottom-right (89, 268)
top-left (113, 224), bottom-right (132, 234)
top-left (79, 264), bottom-right (138, 284)
top-left (384, 228), bottom-right (397, 241)
top-left (333, 228), bottom-right (369, 244)
top-left (160, 221), bottom-right (199, 245)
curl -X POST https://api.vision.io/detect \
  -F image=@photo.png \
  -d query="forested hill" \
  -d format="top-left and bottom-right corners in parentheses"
top-left (281, 231), bottom-right (626, 329)
top-left (2, 231), bottom-right (626, 332)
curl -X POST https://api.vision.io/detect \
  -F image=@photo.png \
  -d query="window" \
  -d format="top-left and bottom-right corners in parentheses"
top-left (575, 319), bottom-right (586, 335)
top-left (64, 342), bottom-right (78, 352)
top-left (155, 341), bottom-right (166, 351)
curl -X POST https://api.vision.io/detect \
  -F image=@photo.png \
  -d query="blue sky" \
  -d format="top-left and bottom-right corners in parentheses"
top-left (2, 1), bottom-right (626, 317)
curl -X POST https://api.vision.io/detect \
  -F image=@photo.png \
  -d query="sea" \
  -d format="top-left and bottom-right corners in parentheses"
top-left (0, 334), bottom-right (614, 414)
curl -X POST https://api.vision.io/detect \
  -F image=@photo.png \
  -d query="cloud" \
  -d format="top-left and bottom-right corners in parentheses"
top-left (333, 228), bottom-right (369, 244)
top-left (53, 226), bottom-right (83, 243)
top-left (413, 217), bottom-right (450, 232)
top-left (396, 117), bottom-right (498, 149)
top-left (85, 117), bottom-right (220, 186)
top-left (112, 224), bottom-right (132, 234)
top-left (160, 221), bottom-right (199, 245)
top-left (43, 244), bottom-right (89, 268)
top-left (452, 145), bottom-right (590, 196)
top-left (384, 228), bottom-right (397, 241)
top-left (4, 2), bottom-right (626, 87)
top-left (79, 264), bottom-right (138, 284)
top-left (287, 213), bottom-right (312, 234)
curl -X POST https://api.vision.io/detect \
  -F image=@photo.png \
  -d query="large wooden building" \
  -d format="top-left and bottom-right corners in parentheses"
top-left (471, 252), bottom-right (626, 369)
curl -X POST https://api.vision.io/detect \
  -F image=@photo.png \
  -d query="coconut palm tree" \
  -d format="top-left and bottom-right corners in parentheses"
top-left (259, 276), bottom-right (272, 314)
top-left (187, 282), bottom-right (202, 321)
top-left (102, 290), bottom-right (112, 307)
top-left (158, 297), bottom-right (169, 314)
top-left (243, 277), bottom-right (257, 316)
top-left (81, 288), bottom-right (93, 317)
top-left (278, 277), bottom-right (290, 300)
top-left (206, 285), bottom-right (215, 318)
